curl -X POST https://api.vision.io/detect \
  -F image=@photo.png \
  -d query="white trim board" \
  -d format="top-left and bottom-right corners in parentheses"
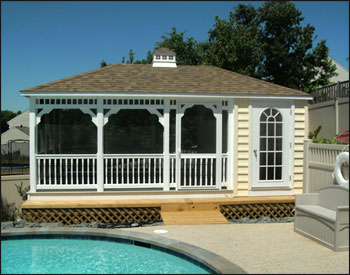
top-left (21, 91), bottom-right (312, 101)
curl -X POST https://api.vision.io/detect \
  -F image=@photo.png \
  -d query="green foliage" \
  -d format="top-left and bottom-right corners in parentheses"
top-left (1, 110), bottom-right (22, 134)
top-left (255, 1), bottom-right (337, 91)
top-left (142, 1), bottom-right (336, 92)
top-left (156, 27), bottom-right (204, 65)
top-left (1, 201), bottom-right (18, 222)
top-left (15, 182), bottom-right (30, 201)
top-left (206, 4), bottom-right (262, 76)
top-left (309, 125), bottom-right (347, 144)
top-left (308, 125), bottom-right (322, 141)
top-left (100, 59), bottom-right (108, 67)
top-left (312, 138), bottom-right (347, 145)
top-left (304, 40), bottom-right (338, 92)
top-left (1, 182), bottom-right (29, 222)
top-left (127, 49), bottom-right (135, 64)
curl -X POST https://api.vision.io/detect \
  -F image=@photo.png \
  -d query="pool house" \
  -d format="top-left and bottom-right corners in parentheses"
top-left (20, 48), bottom-right (312, 224)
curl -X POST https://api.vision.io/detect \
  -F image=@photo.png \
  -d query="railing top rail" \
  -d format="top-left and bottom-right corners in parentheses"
top-left (310, 80), bottom-right (349, 104)
top-left (36, 154), bottom-right (97, 158)
top-left (309, 143), bottom-right (349, 151)
top-left (180, 153), bottom-right (217, 158)
top-left (104, 154), bottom-right (164, 158)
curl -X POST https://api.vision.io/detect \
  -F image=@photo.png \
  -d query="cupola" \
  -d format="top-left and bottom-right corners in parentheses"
top-left (152, 48), bottom-right (177, 68)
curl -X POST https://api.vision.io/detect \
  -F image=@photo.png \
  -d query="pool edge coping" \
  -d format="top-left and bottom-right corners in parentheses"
top-left (1, 227), bottom-right (247, 274)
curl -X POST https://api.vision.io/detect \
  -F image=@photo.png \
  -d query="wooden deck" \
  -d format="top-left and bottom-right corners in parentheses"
top-left (21, 196), bottom-right (295, 225)
top-left (22, 196), bottom-right (295, 209)
top-left (161, 202), bottom-right (229, 225)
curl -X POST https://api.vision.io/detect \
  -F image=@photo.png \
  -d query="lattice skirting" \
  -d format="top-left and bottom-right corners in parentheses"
top-left (22, 203), bottom-right (294, 225)
top-left (220, 203), bottom-right (295, 220)
top-left (22, 207), bottom-right (161, 225)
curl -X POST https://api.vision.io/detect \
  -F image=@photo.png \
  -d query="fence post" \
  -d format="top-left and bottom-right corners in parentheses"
top-left (335, 83), bottom-right (340, 136)
top-left (303, 139), bottom-right (312, 193)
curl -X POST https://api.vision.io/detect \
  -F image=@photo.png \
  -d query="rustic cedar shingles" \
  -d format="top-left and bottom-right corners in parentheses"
top-left (21, 64), bottom-right (309, 97)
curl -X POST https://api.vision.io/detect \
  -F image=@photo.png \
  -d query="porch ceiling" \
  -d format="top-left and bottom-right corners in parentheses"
top-left (21, 64), bottom-right (309, 97)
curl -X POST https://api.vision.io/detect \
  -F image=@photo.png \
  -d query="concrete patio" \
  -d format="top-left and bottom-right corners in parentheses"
top-left (120, 222), bottom-right (349, 274)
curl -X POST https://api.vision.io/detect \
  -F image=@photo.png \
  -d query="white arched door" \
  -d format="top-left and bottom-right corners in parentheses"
top-left (251, 101), bottom-right (293, 189)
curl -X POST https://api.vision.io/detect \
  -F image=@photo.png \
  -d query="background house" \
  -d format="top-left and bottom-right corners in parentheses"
top-left (1, 110), bottom-right (30, 167)
top-left (308, 58), bottom-right (349, 140)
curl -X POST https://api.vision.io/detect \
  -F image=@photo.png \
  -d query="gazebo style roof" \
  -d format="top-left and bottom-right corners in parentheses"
top-left (21, 64), bottom-right (309, 97)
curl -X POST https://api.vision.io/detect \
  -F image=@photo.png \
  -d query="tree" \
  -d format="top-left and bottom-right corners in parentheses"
top-left (127, 49), bottom-right (135, 64)
top-left (156, 27), bottom-right (204, 65)
top-left (206, 4), bottom-right (262, 76)
top-left (255, 1), bottom-right (337, 91)
top-left (206, 1), bottom-right (337, 91)
top-left (1, 110), bottom-right (21, 134)
top-left (100, 59), bottom-right (108, 68)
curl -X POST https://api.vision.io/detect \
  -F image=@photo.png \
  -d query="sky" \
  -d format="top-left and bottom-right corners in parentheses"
top-left (1, 1), bottom-right (349, 112)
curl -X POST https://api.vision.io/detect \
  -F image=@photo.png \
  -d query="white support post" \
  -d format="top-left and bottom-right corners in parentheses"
top-left (96, 98), bottom-right (104, 192)
top-left (175, 105), bottom-right (182, 190)
top-left (29, 97), bottom-right (37, 193)
top-left (215, 104), bottom-right (222, 189)
top-left (227, 100), bottom-right (234, 190)
top-left (163, 99), bottom-right (170, 191)
top-left (233, 102), bottom-right (239, 195)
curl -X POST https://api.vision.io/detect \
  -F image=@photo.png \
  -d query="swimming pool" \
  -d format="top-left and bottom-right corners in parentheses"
top-left (1, 229), bottom-right (246, 274)
top-left (2, 235), bottom-right (211, 274)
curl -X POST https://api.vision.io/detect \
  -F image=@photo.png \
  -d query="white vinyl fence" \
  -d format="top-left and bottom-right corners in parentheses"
top-left (303, 140), bottom-right (349, 193)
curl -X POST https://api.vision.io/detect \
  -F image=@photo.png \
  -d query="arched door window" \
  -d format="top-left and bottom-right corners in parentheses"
top-left (259, 108), bottom-right (283, 181)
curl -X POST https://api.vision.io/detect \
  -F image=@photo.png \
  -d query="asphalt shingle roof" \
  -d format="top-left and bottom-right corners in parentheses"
top-left (21, 64), bottom-right (309, 97)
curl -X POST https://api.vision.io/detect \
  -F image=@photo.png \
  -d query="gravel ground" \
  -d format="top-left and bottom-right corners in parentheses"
top-left (119, 223), bottom-right (349, 274)
top-left (1, 217), bottom-right (294, 230)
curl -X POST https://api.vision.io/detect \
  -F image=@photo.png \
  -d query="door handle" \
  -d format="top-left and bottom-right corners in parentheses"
top-left (253, 149), bottom-right (257, 157)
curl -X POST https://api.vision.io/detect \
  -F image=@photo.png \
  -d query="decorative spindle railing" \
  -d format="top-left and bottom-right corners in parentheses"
top-left (103, 154), bottom-right (164, 187)
top-left (35, 153), bottom-right (229, 190)
top-left (36, 155), bottom-right (97, 189)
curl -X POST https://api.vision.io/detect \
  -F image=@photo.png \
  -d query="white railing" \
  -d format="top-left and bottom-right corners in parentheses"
top-left (35, 154), bottom-right (229, 190)
top-left (304, 141), bottom-right (349, 193)
top-left (104, 154), bottom-right (164, 187)
top-left (180, 154), bottom-right (218, 188)
top-left (36, 155), bottom-right (97, 189)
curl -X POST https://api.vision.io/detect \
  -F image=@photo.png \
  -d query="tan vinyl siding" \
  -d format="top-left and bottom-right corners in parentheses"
top-left (235, 99), bottom-right (250, 196)
top-left (293, 101), bottom-right (308, 194)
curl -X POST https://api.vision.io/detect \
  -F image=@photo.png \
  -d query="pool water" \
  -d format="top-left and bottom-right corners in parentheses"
top-left (1, 237), bottom-right (212, 274)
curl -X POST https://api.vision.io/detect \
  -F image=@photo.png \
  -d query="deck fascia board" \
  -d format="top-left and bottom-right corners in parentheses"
top-left (21, 196), bottom-right (295, 209)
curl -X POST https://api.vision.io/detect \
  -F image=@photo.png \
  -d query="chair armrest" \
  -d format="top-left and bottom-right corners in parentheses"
top-left (336, 206), bottom-right (349, 224)
top-left (295, 193), bottom-right (319, 206)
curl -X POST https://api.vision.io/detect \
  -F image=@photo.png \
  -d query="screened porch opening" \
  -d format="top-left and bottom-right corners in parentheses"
top-left (37, 109), bottom-right (97, 187)
top-left (180, 105), bottom-right (228, 188)
top-left (104, 109), bottom-right (164, 186)
top-left (32, 99), bottom-right (231, 191)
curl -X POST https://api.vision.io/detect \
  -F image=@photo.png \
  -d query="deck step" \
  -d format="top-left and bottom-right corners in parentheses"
top-left (160, 203), bottom-right (229, 225)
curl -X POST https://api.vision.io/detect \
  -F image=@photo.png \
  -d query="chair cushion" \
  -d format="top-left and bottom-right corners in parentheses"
top-left (296, 205), bottom-right (336, 222)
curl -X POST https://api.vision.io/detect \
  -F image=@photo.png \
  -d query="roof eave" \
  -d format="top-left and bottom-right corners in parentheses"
top-left (20, 90), bottom-right (312, 100)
